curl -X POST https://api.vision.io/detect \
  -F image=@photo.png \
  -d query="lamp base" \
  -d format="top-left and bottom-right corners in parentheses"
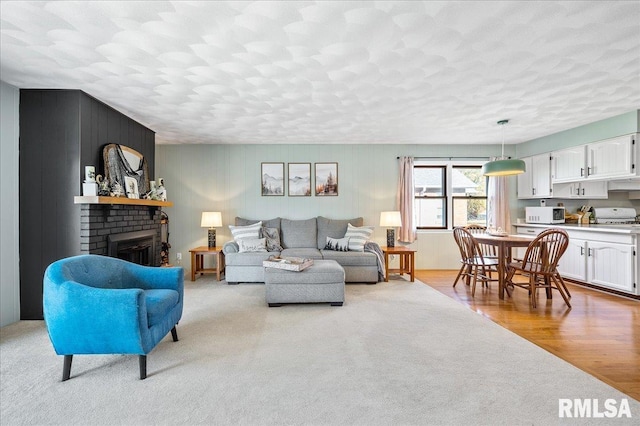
top-left (208, 228), bottom-right (216, 248)
top-left (386, 228), bottom-right (395, 247)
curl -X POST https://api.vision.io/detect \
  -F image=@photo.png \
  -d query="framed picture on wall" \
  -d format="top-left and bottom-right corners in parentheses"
top-left (315, 162), bottom-right (338, 196)
top-left (261, 162), bottom-right (284, 196)
top-left (288, 163), bottom-right (311, 196)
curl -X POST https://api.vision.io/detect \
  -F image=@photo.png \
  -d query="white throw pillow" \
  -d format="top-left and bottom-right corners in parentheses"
top-left (344, 223), bottom-right (373, 251)
top-left (238, 238), bottom-right (267, 253)
top-left (229, 221), bottom-right (262, 242)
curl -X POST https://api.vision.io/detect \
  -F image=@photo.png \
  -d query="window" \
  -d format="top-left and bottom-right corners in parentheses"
top-left (414, 162), bottom-right (487, 229)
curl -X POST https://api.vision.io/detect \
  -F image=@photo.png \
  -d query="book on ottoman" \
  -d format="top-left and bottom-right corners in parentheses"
top-left (263, 256), bottom-right (314, 272)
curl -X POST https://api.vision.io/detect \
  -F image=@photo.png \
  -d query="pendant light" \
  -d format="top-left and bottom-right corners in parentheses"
top-left (482, 119), bottom-right (526, 176)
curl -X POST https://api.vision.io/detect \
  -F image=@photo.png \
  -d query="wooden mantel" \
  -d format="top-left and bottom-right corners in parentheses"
top-left (74, 196), bottom-right (173, 207)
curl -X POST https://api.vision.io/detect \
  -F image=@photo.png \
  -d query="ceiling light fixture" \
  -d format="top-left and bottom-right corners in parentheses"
top-left (482, 119), bottom-right (526, 176)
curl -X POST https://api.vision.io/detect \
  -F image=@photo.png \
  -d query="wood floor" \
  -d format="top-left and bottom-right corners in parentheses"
top-left (415, 270), bottom-right (640, 402)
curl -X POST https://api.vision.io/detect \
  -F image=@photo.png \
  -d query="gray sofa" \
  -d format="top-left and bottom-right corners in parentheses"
top-left (222, 216), bottom-right (380, 284)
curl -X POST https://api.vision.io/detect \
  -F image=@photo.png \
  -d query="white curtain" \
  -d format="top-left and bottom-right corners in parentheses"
top-left (397, 156), bottom-right (417, 243)
top-left (487, 173), bottom-right (511, 232)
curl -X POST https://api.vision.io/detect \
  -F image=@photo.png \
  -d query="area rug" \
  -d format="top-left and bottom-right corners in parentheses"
top-left (1, 278), bottom-right (637, 425)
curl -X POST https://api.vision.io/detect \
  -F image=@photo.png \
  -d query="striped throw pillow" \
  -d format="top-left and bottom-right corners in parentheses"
top-left (229, 221), bottom-right (262, 242)
top-left (344, 223), bottom-right (374, 252)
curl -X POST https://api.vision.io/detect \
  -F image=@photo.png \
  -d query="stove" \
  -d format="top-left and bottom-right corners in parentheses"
top-left (593, 207), bottom-right (638, 224)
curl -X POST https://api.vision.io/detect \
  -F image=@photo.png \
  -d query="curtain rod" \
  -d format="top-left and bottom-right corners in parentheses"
top-left (397, 156), bottom-right (490, 160)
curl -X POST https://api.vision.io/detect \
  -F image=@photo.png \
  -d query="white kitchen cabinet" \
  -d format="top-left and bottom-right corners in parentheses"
top-left (517, 154), bottom-right (551, 199)
top-left (557, 238), bottom-right (587, 281)
top-left (587, 134), bottom-right (637, 180)
top-left (551, 133), bottom-right (638, 184)
top-left (586, 241), bottom-right (636, 293)
top-left (551, 146), bottom-right (586, 183)
top-left (551, 180), bottom-right (608, 199)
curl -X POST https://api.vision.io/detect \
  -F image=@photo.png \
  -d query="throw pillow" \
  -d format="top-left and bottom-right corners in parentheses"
top-left (229, 221), bottom-right (262, 242)
top-left (238, 238), bottom-right (267, 253)
top-left (324, 236), bottom-right (350, 252)
top-left (344, 223), bottom-right (374, 251)
top-left (261, 226), bottom-right (283, 252)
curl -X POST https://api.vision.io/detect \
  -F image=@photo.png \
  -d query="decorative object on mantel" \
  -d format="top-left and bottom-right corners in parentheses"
top-left (482, 119), bottom-right (526, 176)
top-left (82, 165), bottom-right (98, 196)
top-left (124, 176), bottom-right (139, 199)
top-left (201, 211), bottom-right (222, 248)
top-left (85, 166), bottom-right (96, 182)
top-left (144, 180), bottom-right (161, 200)
top-left (95, 175), bottom-right (110, 196)
top-left (156, 177), bottom-right (167, 201)
top-left (103, 144), bottom-right (150, 198)
top-left (380, 211), bottom-right (402, 247)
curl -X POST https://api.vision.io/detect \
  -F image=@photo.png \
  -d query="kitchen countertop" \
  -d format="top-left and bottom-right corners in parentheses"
top-left (514, 222), bottom-right (640, 234)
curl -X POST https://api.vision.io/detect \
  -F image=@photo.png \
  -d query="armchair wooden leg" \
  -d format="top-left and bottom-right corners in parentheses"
top-left (171, 326), bottom-right (179, 342)
top-left (62, 355), bottom-right (73, 382)
top-left (139, 355), bottom-right (147, 380)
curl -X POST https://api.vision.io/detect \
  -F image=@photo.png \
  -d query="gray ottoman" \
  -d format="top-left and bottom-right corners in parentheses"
top-left (264, 259), bottom-right (345, 307)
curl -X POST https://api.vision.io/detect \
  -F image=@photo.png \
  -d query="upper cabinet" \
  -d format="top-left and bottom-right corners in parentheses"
top-left (551, 133), bottom-right (637, 183)
top-left (517, 154), bottom-right (551, 199)
top-left (586, 134), bottom-right (636, 180)
top-left (551, 146), bottom-right (586, 182)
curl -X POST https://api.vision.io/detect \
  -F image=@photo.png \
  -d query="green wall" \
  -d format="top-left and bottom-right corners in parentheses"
top-left (516, 110), bottom-right (639, 158)
top-left (156, 143), bottom-right (508, 271)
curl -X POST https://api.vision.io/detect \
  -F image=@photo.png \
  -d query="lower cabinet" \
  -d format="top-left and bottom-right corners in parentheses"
top-left (515, 225), bottom-right (638, 296)
top-left (586, 241), bottom-right (635, 293)
top-left (557, 239), bottom-right (635, 293)
top-left (557, 238), bottom-right (588, 282)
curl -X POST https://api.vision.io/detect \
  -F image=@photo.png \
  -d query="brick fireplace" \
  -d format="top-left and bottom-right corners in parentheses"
top-left (80, 204), bottom-right (162, 266)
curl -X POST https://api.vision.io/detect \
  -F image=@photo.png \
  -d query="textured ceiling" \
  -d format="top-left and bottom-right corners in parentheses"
top-left (1, 1), bottom-right (639, 145)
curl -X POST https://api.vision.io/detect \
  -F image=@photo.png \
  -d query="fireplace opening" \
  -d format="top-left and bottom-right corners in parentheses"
top-left (108, 230), bottom-right (157, 266)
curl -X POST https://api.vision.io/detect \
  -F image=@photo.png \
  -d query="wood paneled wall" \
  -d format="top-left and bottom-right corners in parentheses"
top-left (19, 90), bottom-right (155, 319)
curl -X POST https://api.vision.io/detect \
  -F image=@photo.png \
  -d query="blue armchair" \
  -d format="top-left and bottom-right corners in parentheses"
top-left (43, 254), bottom-right (184, 380)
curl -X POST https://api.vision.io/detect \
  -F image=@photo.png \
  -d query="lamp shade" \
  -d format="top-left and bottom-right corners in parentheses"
top-left (380, 211), bottom-right (402, 227)
top-left (482, 159), bottom-right (526, 176)
top-left (201, 211), bottom-right (222, 228)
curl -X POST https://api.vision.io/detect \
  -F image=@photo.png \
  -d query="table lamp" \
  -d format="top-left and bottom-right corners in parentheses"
top-left (201, 212), bottom-right (222, 248)
top-left (380, 211), bottom-right (402, 247)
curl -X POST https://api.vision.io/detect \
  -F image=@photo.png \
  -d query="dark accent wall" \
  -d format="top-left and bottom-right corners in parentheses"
top-left (19, 89), bottom-right (155, 319)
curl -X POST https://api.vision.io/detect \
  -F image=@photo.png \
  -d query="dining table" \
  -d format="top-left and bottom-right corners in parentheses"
top-left (473, 233), bottom-right (536, 299)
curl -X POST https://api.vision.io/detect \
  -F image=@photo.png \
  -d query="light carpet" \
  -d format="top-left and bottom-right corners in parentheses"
top-left (1, 278), bottom-right (638, 425)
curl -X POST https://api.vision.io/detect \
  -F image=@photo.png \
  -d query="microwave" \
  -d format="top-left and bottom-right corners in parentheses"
top-left (526, 207), bottom-right (565, 224)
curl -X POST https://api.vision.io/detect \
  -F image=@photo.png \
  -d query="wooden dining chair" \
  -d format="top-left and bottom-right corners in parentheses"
top-left (452, 227), bottom-right (499, 296)
top-left (505, 228), bottom-right (571, 308)
top-left (464, 224), bottom-right (498, 259)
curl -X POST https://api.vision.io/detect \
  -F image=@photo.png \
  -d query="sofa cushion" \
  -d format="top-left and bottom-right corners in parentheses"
top-left (144, 289), bottom-right (179, 327)
top-left (229, 221), bottom-right (262, 242)
top-left (238, 238), bottom-right (267, 253)
top-left (235, 217), bottom-right (281, 230)
top-left (261, 226), bottom-right (283, 252)
top-left (316, 216), bottom-right (363, 249)
top-left (225, 251), bottom-right (275, 266)
top-left (281, 218), bottom-right (317, 248)
top-left (344, 223), bottom-right (374, 251)
top-left (280, 248), bottom-right (323, 260)
top-left (324, 236), bottom-right (350, 252)
top-left (320, 250), bottom-right (378, 266)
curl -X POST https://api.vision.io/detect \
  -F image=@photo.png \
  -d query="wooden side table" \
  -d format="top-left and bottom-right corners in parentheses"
top-left (189, 246), bottom-right (225, 281)
top-left (381, 246), bottom-right (416, 282)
